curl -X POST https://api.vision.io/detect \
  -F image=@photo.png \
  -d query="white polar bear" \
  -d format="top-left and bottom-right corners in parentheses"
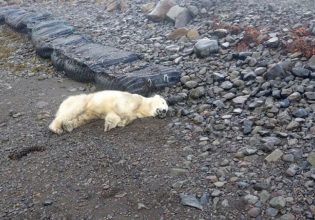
top-left (49, 90), bottom-right (168, 134)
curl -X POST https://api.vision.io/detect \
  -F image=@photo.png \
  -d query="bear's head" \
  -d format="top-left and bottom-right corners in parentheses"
top-left (151, 95), bottom-right (168, 118)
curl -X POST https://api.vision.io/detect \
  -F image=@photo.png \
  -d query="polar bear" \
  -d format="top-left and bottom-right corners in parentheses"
top-left (49, 90), bottom-right (168, 134)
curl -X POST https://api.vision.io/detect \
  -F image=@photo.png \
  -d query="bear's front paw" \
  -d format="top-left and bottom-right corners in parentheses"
top-left (63, 122), bottom-right (74, 132)
top-left (49, 124), bottom-right (63, 135)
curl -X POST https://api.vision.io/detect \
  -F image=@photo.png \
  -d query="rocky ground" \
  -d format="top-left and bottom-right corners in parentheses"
top-left (1, 0), bottom-right (315, 219)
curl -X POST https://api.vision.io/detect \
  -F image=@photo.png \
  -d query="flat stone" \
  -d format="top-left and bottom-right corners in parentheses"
top-left (232, 95), bottom-right (249, 105)
top-left (166, 5), bottom-right (186, 21)
top-left (269, 196), bottom-right (286, 209)
top-left (265, 149), bottom-right (283, 162)
top-left (307, 152), bottom-right (315, 166)
top-left (308, 55), bottom-right (315, 70)
top-left (305, 92), bottom-right (315, 100)
top-left (179, 193), bottom-right (203, 210)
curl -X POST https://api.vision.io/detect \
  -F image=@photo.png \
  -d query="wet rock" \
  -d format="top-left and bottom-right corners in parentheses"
top-left (265, 149), bottom-right (283, 162)
top-left (194, 38), bottom-right (219, 58)
top-left (179, 193), bottom-right (203, 210)
top-left (269, 196), bottom-right (286, 209)
top-left (147, 0), bottom-right (176, 21)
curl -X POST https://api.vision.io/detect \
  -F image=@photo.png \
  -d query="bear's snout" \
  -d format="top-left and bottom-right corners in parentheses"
top-left (156, 108), bottom-right (167, 118)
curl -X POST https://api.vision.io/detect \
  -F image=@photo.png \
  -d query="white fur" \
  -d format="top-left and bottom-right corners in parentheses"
top-left (49, 90), bottom-right (168, 134)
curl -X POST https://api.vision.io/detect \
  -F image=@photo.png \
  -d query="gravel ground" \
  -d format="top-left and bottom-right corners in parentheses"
top-left (1, 0), bottom-right (315, 219)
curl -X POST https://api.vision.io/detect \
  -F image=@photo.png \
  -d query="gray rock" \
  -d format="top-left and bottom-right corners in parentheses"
top-left (255, 67), bottom-right (267, 76)
top-left (286, 164), bottom-right (299, 176)
top-left (288, 92), bottom-right (301, 101)
top-left (266, 37), bottom-right (279, 48)
top-left (243, 72), bottom-right (256, 81)
top-left (243, 194), bottom-right (259, 205)
top-left (265, 64), bottom-right (286, 80)
top-left (266, 207), bottom-right (279, 217)
top-left (279, 213), bottom-right (295, 220)
top-left (269, 196), bottom-right (286, 209)
top-left (261, 137), bottom-right (281, 146)
top-left (194, 38), bottom-right (219, 58)
top-left (213, 29), bottom-right (228, 38)
top-left (265, 149), bottom-right (283, 162)
top-left (232, 95), bottom-right (249, 105)
top-left (211, 189), bottom-right (222, 197)
top-left (179, 193), bottom-right (203, 210)
top-left (259, 190), bottom-right (270, 203)
top-left (305, 92), bottom-right (315, 100)
top-left (200, 192), bottom-right (210, 206)
top-left (291, 67), bottom-right (311, 78)
top-left (286, 121), bottom-right (300, 131)
top-left (307, 152), bottom-right (315, 166)
top-left (170, 168), bottom-right (188, 176)
top-left (175, 9), bottom-right (193, 28)
top-left (187, 5), bottom-right (199, 17)
top-left (166, 5), bottom-right (185, 21)
top-left (184, 80), bottom-right (198, 88)
top-left (43, 199), bottom-right (53, 206)
top-left (190, 86), bottom-right (205, 99)
top-left (221, 81), bottom-right (233, 90)
top-left (243, 119), bottom-right (253, 135)
top-left (292, 108), bottom-right (309, 118)
top-left (308, 55), bottom-right (315, 71)
top-left (248, 207), bottom-right (261, 218)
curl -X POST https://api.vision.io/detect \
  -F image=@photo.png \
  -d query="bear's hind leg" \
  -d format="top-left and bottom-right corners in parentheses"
top-left (104, 113), bottom-right (122, 132)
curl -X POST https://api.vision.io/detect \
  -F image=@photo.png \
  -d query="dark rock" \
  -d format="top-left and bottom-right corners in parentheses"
top-left (194, 38), bottom-right (219, 58)
top-left (291, 67), bottom-right (311, 78)
top-left (292, 108), bottom-right (309, 118)
top-left (265, 64), bottom-right (286, 80)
